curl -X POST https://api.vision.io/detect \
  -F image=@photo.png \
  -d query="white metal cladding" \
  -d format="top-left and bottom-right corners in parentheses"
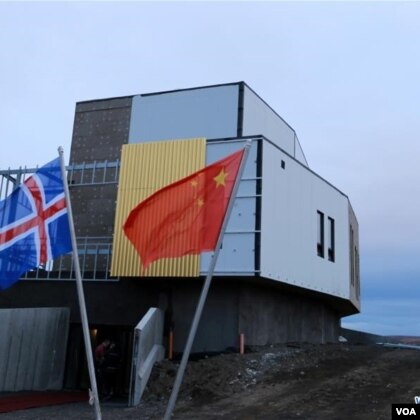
top-left (200, 139), bottom-right (258, 275)
top-left (128, 85), bottom-right (239, 143)
top-left (260, 141), bottom-right (351, 300)
top-left (294, 135), bottom-right (309, 166)
top-left (242, 86), bottom-right (301, 163)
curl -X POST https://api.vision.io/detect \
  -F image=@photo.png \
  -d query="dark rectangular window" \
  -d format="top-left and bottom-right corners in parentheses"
top-left (317, 211), bottom-right (324, 258)
top-left (350, 226), bottom-right (354, 285)
top-left (355, 246), bottom-right (360, 299)
top-left (328, 217), bottom-right (335, 262)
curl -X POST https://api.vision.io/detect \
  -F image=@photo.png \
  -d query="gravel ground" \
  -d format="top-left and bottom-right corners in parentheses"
top-left (2, 343), bottom-right (420, 419)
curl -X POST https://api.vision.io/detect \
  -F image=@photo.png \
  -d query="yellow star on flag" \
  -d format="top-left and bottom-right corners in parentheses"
top-left (214, 168), bottom-right (228, 188)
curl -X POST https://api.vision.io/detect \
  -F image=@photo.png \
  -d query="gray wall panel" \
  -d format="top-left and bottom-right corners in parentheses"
top-left (76, 97), bottom-right (132, 113)
top-left (242, 86), bottom-right (297, 160)
top-left (295, 135), bottom-right (309, 166)
top-left (238, 283), bottom-right (339, 344)
top-left (129, 86), bottom-right (239, 143)
top-left (200, 140), bottom-right (258, 274)
top-left (0, 308), bottom-right (69, 392)
top-left (70, 97), bottom-right (132, 241)
top-left (171, 281), bottom-right (239, 353)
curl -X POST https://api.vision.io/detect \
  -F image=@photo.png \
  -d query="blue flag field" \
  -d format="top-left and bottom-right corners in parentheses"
top-left (0, 158), bottom-right (72, 290)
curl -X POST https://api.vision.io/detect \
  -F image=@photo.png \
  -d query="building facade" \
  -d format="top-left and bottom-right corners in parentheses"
top-left (0, 82), bottom-right (360, 389)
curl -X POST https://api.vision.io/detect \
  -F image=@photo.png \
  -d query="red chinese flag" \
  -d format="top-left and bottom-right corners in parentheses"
top-left (123, 148), bottom-right (245, 270)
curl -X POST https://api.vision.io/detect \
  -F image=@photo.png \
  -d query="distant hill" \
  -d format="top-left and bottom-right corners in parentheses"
top-left (341, 328), bottom-right (420, 345)
top-left (387, 336), bottom-right (420, 345)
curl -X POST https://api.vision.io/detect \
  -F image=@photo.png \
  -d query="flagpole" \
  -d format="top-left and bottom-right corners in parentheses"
top-left (163, 140), bottom-right (252, 420)
top-left (58, 147), bottom-right (102, 420)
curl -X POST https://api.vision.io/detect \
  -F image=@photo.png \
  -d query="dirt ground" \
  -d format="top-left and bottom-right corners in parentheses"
top-left (2, 343), bottom-right (420, 419)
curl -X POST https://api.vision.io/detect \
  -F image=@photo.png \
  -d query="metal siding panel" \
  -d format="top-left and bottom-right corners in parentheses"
top-left (19, 309), bottom-right (36, 390)
top-left (111, 138), bottom-right (206, 277)
top-left (242, 86), bottom-right (297, 159)
top-left (201, 232), bottom-right (255, 274)
top-left (33, 309), bottom-right (49, 390)
top-left (260, 141), bottom-right (351, 300)
top-left (295, 136), bottom-right (309, 167)
top-left (0, 308), bottom-right (69, 392)
top-left (129, 86), bottom-right (239, 143)
top-left (200, 140), bottom-right (257, 275)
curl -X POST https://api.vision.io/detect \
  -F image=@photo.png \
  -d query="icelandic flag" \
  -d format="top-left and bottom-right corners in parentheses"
top-left (0, 157), bottom-right (72, 290)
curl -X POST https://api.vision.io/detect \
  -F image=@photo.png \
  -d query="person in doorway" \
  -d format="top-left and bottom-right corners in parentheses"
top-left (102, 341), bottom-right (121, 399)
top-left (94, 339), bottom-right (110, 397)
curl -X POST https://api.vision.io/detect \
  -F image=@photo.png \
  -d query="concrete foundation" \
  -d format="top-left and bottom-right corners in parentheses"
top-left (0, 277), bottom-right (342, 354)
top-left (0, 277), bottom-right (344, 389)
top-left (168, 279), bottom-right (340, 353)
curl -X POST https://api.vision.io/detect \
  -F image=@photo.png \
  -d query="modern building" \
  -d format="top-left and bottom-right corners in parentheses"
top-left (0, 82), bottom-right (360, 390)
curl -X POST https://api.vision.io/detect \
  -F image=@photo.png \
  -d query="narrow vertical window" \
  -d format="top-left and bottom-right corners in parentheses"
top-left (350, 226), bottom-right (354, 286)
top-left (328, 217), bottom-right (335, 262)
top-left (317, 211), bottom-right (324, 258)
top-left (355, 246), bottom-right (360, 299)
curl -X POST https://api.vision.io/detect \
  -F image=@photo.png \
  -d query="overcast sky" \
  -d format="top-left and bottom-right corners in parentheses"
top-left (1, 1), bottom-right (419, 336)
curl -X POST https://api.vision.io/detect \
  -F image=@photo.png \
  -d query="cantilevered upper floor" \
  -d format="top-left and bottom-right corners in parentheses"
top-left (0, 83), bottom-right (360, 316)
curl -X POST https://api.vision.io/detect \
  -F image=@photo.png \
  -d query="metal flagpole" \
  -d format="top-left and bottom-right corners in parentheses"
top-left (163, 139), bottom-right (252, 420)
top-left (58, 147), bottom-right (102, 420)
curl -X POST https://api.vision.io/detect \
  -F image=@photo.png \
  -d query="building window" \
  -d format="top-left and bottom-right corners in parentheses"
top-left (328, 217), bottom-right (335, 262)
top-left (281, 160), bottom-right (286, 169)
top-left (317, 211), bottom-right (324, 258)
top-left (350, 226), bottom-right (354, 286)
top-left (355, 246), bottom-right (360, 299)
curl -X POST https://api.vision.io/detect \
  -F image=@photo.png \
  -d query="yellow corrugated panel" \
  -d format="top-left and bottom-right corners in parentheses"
top-left (111, 138), bottom-right (206, 277)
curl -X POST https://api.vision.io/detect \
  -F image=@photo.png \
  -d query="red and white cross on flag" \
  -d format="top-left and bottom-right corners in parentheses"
top-left (0, 157), bottom-right (72, 290)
